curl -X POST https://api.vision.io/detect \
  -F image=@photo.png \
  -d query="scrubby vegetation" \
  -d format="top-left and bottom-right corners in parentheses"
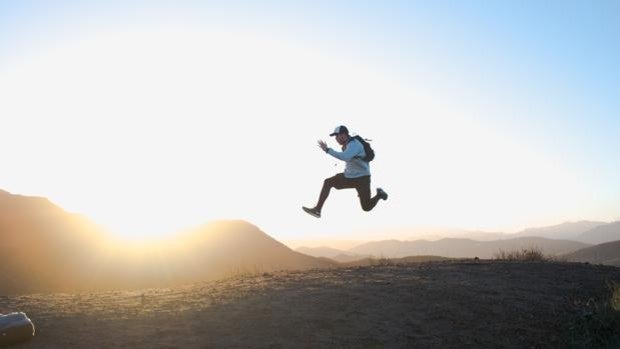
top-left (494, 247), bottom-right (546, 261)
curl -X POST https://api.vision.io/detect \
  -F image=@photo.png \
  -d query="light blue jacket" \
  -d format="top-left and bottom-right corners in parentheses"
top-left (327, 138), bottom-right (371, 178)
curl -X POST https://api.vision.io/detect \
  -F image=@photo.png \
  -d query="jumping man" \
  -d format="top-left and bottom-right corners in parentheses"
top-left (302, 125), bottom-right (388, 218)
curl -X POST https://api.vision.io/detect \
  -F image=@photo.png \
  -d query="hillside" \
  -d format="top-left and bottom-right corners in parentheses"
top-left (1, 261), bottom-right (618, 348)
top-left (577, 221), bottom-right (620, 245)
top-left (563, 240), bottom-right (620, 266)
top-left (0, 190), bottom-right (112, 294)
top-left (349, 237), bottom-right (589, 259)
top-left (167, 220), bottom-right (337, 278)
top-left (0, 190), bottom-right (334, 294)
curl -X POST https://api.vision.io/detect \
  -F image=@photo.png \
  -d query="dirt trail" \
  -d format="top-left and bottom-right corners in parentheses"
top-left (2, 261), bottom-right (618, 348)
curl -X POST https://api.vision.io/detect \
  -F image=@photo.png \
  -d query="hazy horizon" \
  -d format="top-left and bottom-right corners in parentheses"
top-left (2, 1), bottom-right (619, 241)
top-left (2, 187), bottom-right (617, 249)
top-left (2, 186), bottom-right (619, 298)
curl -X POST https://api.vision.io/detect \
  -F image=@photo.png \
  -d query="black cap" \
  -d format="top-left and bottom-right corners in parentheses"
top-left (329, 125), bottom-right (349, 136)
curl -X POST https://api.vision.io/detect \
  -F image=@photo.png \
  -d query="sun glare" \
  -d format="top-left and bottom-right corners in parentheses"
top-left (3, 22), bottom-right (406, 239)
top-left (1, 19), bottom-right (597, 240)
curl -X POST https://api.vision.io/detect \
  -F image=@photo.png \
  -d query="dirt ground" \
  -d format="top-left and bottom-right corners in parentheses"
top-left (2, 261), bottom-right (619, 348)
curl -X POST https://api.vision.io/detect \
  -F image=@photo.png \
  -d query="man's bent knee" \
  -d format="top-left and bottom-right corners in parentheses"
top-left (323, 178), bottom-right (335, 187)
top-left (361, 202), bottom-right (374, 212)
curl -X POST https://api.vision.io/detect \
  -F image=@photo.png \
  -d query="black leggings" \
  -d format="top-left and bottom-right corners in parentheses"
top-left (316, 173), bottom-right (381, 212)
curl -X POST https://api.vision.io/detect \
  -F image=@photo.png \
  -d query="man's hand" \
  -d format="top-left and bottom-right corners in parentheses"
top-left (317, 140), bottom-right (328, 152)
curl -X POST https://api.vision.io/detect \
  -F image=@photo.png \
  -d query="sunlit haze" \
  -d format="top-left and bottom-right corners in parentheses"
top-left (1, 1), bottom-right (618, 241)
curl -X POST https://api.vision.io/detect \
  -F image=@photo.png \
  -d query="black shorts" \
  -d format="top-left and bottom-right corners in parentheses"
top-left (326, 173), bottom-right (372, 202)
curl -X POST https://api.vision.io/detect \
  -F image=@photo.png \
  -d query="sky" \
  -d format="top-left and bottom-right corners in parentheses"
top-left (1, 0), bottom-right (619, 242)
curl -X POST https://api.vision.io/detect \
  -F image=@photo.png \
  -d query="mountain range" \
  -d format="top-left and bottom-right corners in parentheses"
top-left (295, 221), bottom-right (620, 262)
top-left (2, 189), bottom-right (619, 294)
top-left (508, 220), bottom-right (610, 243)
top-left (342, 237), bottom-right (588, 259)
top-left (0, 190), bottom-right (334, 294)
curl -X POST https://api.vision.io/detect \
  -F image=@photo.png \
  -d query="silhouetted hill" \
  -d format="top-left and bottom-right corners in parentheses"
top-left (0, 190), bottom-right (112, 294)
top-left (509, 220), bottom-right (606, 241)
top-left (563, 240), bottom-right (620, 266)
top-left (576, 221), bottom-right (620, 245)
top-left (0, 190), bottom-right (335, 294)
top-left (348, 237), bottom-right (589, 259)
top-left (85, 220), bottom-right (337, 291)
top-left (167, 220), bottom-right (336, 278)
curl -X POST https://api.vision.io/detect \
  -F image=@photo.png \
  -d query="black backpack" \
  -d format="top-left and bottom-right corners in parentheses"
top-left (351, 135), bottom-right (375, 162)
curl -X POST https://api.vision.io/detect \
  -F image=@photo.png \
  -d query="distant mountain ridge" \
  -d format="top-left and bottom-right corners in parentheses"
top-left (295, 246), bottom-right (370, 263)
top-left (576, 221), bottom-right (620, 245)
top-left (296, 236), bottom-right (593, 261)
top-left (348, 237), bottom-right (589, 259)
top-left (296, 246), bottom-right (349, 259)
top-left (508, 221), bottom-right (607, 242)
top-left (296, 223), bottom-right (619, 261)
top-left (0, 190), bottom-right (334, 294)
top-left (408, 230), bottom-right (505, 242)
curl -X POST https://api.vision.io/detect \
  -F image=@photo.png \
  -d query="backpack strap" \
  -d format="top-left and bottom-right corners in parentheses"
top-left (350, 136), bottom-right (367, 161)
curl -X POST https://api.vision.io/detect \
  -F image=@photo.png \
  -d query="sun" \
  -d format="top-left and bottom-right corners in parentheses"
top-left (2, 18), bottom-right (594, 240)
top-left (1, 22), bottom-right (389, 239)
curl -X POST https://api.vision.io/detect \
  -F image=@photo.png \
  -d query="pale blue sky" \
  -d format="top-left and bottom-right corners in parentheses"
top-left (1, 1), bottom-right (618, 241)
